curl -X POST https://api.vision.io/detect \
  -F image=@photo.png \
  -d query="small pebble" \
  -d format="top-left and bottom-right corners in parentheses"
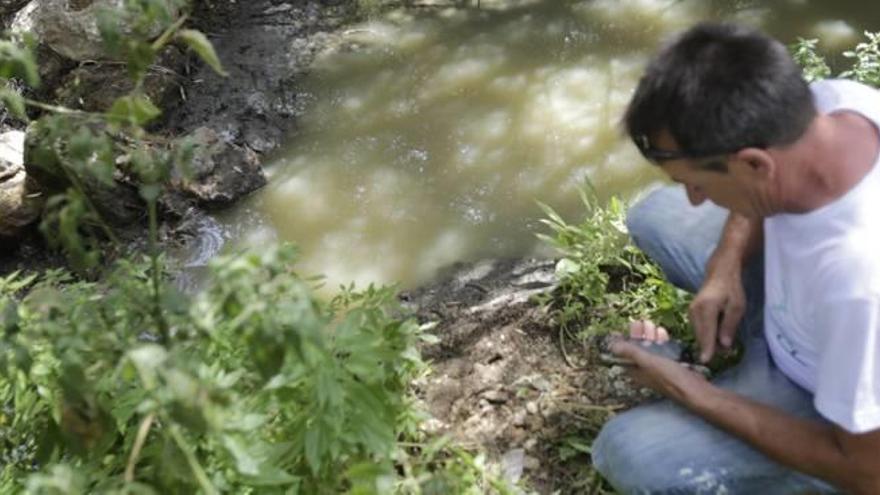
top-left (526, 401), bottom-right (539, 415)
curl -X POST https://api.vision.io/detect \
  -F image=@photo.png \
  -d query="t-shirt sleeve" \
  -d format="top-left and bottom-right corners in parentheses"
top-left (814, 295), bottom-right (880, 433)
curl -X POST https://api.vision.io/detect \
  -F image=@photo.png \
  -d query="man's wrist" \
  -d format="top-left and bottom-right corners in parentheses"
top-left (680, 378), bottom-right (728, 418)
top-left (705, 248), bottom-right (745, 280)
top-left (705, 214), bottom-right (761, 274)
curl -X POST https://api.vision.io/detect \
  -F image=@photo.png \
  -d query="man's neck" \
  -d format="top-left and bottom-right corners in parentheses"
top-left (775, 112), bottom-right (880, 213)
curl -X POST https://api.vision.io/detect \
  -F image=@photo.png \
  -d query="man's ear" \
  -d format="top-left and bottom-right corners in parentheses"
top-left (733, 147), bottom-right (775, 180)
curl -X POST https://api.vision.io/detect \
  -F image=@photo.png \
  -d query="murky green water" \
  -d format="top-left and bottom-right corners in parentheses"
top-left (217, 0), bottom-right (880, 290)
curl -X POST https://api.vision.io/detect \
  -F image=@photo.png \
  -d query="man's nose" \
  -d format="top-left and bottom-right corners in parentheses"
top-left (685, 184), bottom-right (706, 206)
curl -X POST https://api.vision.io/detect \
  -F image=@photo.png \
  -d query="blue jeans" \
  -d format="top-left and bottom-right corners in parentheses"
top-left (591, 186), bottom-right (839, 494)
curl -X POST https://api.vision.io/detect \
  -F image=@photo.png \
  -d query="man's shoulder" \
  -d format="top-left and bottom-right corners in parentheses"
top-left (811, 79), bottom-right (880, 114)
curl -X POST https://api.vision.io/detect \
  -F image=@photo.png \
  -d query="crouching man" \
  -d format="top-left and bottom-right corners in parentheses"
top-left (593, 23), bottom-right (880, 494)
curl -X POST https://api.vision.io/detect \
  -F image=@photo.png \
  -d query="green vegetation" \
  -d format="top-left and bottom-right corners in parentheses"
top-left (0, 1), bottom-right (517, 493)
top-left (535, 193), bottom-right (691, 495)
top-left (4, 0), bottom-right (880, 491)
top-left (840, 31), bottom-right (880, 87)
top-left (0, 247), bottom-right (516, 493)
top-left (792, 31), bottom-right (880, 87)
top-left (790, 38), bottom-right (831, 83)
top-left (537, 29), bottom-right (880, 356)
top-left (529, 29), bottom-right (880, 495)
top-left (537, 191), bottom-right (691, 342)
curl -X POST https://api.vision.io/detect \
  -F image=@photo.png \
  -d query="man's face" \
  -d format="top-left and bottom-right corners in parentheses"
top-left (646, 130), bottom-right (765, 217)
top-left (661, 160), bottom-right (749, 212)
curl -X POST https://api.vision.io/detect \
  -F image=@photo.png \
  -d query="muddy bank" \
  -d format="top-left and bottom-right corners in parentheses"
top-left (0, 3), bottom-right (656, 492)
top-left (0, 0), bottom-right (360, 274)
top-left (163, 0), bottom-right (357, 153)
top-left (403, 258), bottom-right (653, 493)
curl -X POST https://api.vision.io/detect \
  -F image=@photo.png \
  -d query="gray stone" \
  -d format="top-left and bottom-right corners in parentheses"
top-left (0, 0), bottom-right (29, 22)
top-left (54, 45), bottom-right (186, 112)
top-left (11, 0), bottom-right (180, 62)
top-left (174, 127), bottom-right (266, 209)
top-left (482, 389), bottom-right (508, 405)
top-left (24, 119), bottom-right (143, 225)
top-left (501, 448), bottom-right (524, 484)
top-left (525, 401), bottom-right (539, 415)
top-left (0, 130), bottom-right (42, 237)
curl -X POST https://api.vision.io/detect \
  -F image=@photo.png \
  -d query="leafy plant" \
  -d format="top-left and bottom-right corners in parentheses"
top-left (0, 0), bottom-right (226, 274)
top-left (0, 245), bottom-right (518, 494)
top-left (790, 38), bottom-right (831, 83)
top-left (0, 2), bottom-right (526, 492)
top-left (840, 31), bottom-right (880, 87)
top-left (791, 31), bottom-right (880, 88)
top-left (536, 190), bottom-right (691, 341)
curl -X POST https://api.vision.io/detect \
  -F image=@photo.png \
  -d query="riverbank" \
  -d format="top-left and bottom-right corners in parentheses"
top-left (0, 0), bottom-right (359, 274)
top-left (0, 2), bottom-right (649, 492)
top-left (401, 257), bottom-right (654, 493)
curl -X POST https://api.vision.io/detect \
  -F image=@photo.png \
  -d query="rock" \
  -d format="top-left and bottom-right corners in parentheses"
top-left (525, 401), bottom-right (539, 415)
top-left (523, 454), bottom-right (540, 471)
top-left (11, 0), bottom-right (181, 62)
top-left (512, 373), bottom-right (552, 392)
top-left (511, 410), bottom-right (527, 427)
top-left (501, 448), bottom-right (525, 484)
top-left (174, 127), bottom-right (266, 209)
top-left (0, 0), bottom-right (30, 24)
top-left (473, 362), bottom-right (504, 384)
top-left (482, 389), bottom-right (508, 405)
top-left (0, 130), bottom-right (43, 237)
top-left (33, 43), bottom-right (77, 96)
top-left (54, 45), bottom-right (186, 112)
top-left (23, 119), bottom-right (143, 225)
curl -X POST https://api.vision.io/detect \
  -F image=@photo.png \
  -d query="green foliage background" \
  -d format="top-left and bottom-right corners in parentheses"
top-left (0, 1), bottom-right (518, 493)
top-left (2, 0), bottom-right (880, 491)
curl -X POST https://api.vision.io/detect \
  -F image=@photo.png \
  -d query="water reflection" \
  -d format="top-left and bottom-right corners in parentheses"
top-left (219, 0), bottom-right (879, 290)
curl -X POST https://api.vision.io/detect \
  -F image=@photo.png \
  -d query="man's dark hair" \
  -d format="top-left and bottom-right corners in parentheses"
top-left (625, 23), bottom-right (816, 166)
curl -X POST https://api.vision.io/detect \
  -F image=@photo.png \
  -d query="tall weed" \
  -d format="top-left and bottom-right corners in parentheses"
top-left (537, 191), bottom-right (691, 341)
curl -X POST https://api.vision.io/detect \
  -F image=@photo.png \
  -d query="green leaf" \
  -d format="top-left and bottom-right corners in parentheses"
top-left (0, 88), bottom-right (27, 120)
top-left (0, 40), bottom-right (39, 87)
top-left (68, 128), bottom-right (115, 187)
top-left (222, 434), bottom-right (260, 475)
top-left (563, 437), bottom-right (592, 454)
top-left (304, 423), bottom-right (324, 475)
top-left (177, 29), bottom-right (228, 77)
top-left (555, 258), bottom-right (579, 276)
top-left (0, 298), bottom-right (19, 336)
top-left (107, 95), bottom-right (161, 127)
top-left (126, 344), bottom-right (168, 390)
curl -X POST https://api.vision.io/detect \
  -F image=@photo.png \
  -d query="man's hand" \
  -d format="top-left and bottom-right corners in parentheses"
top-left (612, 322), bottom-right (880, 493)
top-left (689, 260), bottom-right (746, 363)
top-left (689, 212), bottom-right (761, 363)
top-left (611, 320), bottom-right (709, 402)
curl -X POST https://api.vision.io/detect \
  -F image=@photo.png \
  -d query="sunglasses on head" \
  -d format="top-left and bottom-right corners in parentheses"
top-left (634, 134), bottom-right (754, 164)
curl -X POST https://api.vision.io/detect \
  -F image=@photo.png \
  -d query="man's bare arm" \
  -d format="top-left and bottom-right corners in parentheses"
top-left (706, 212), bottom-right (763, 271)
top-left (690, 213), bottom-right (763, 361)
top-left (613, 341), bottom-right (880, 494)
top-left (690, 379), bottom-right (880, 494)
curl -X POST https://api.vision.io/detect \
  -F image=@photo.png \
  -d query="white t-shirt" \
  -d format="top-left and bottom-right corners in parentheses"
top-left (764, 79), bottom-right (880, 433)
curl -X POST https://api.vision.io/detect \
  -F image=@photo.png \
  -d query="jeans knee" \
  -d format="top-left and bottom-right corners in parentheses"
top-left (625, 194), bottom-right (656, 251)
top-left (625, 186), bottom-right (681, 255)
top-left (592, 414), bottom-right (658, 492)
